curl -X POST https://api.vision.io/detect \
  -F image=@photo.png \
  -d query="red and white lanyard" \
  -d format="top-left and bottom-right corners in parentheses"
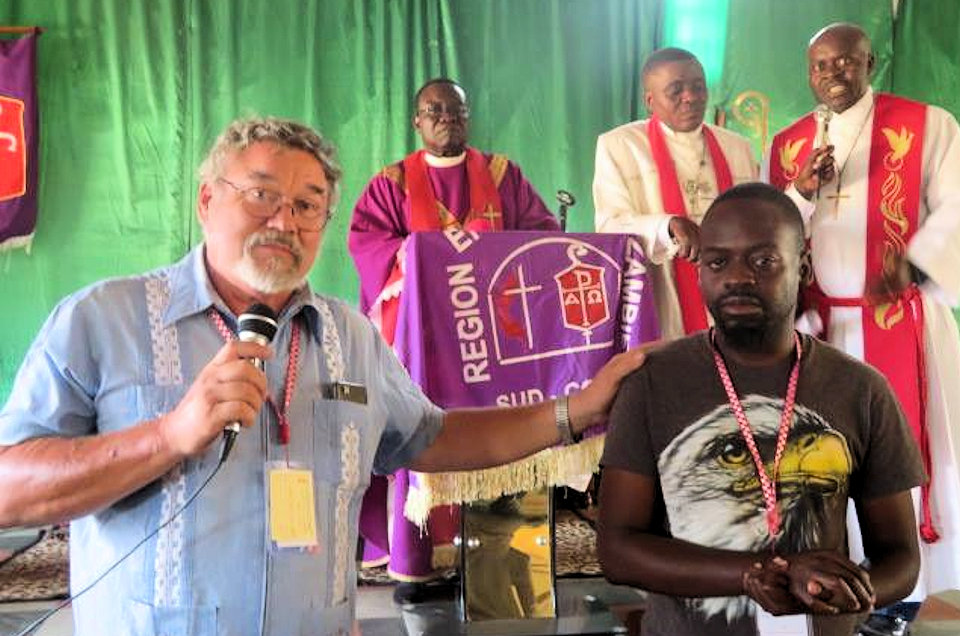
top-left (207, 308), bottom-right (301, 458)
top-left (710, 329), bottom-right (802, 542)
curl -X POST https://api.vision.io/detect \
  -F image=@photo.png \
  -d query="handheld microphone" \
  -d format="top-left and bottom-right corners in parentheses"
top-left (220, 303), bottom-right (278, 463)
top-left (814, 103), bottom-right (832, 149)
top-left (556, 190), bottom-right (576, 232)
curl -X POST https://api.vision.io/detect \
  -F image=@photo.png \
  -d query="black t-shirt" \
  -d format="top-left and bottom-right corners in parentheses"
top-left (601, 332), bottom-right (925, 636)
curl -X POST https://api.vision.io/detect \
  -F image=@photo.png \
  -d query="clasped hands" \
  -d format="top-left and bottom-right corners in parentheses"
top-left (742, 551), bottom-right (875, 616)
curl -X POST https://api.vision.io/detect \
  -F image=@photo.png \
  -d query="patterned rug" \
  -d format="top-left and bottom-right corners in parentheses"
top-left (554, 510), bottom-right (601, 577)
top-left (0, 527), bottom-right (68, 602)
top-left (358, 509), bottom-right (599, 585)
top-left (0, 511), bottom-right (598, 600)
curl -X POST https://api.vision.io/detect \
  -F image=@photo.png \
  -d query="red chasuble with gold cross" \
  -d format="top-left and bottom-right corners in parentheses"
top-left (771, 94), bottom-right (939, 541)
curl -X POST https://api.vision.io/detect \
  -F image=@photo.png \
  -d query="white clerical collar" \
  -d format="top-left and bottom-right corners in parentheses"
top-left (659, 120), bottom-right (706, 146)
top-left (832, 86), bottom-right (874, 126)
top-left (424, 151), bottom-right (466, 167)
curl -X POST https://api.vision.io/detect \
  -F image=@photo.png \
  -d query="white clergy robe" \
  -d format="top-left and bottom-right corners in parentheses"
top-left (764, 87), bottom-right (960, 600)
top-left (593, 120), bottom-right (757, 340)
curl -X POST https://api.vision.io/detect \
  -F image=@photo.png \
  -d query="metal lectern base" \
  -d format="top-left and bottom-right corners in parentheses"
top-left (393, 577), bottom-right (643, 636)
top-left (461, 489), bottom-right (556, 622)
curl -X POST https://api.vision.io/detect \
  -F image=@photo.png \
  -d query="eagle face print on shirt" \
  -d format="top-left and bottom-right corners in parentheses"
top-left (658, 396), bottom-right (853, 622)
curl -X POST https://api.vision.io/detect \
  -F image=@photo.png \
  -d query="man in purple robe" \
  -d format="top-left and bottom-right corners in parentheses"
top-left (348, 78), bottom-right (559, 603)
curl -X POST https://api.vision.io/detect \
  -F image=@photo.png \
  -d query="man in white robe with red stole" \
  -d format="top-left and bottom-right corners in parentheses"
top-left (593, 48), bottom-right (757, 341)
top-left (765, 22), bottom-right (960, 601)
top-left (348, 78), bottom-right (559, 602)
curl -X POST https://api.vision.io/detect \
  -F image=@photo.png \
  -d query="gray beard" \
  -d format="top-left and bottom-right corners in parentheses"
top-left (235, 254), bottom-right (305, 294)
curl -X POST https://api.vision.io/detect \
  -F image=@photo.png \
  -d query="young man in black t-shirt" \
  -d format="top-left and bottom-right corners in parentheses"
top-left (598, 182), bottom-right (923, 636)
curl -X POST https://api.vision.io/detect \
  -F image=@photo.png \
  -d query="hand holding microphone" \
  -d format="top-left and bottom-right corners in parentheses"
top-left (814, 103), bottom-right (833, 150)
top-left (220, 305), bottom-right (278, 461)
top-left (795, 104), bottom-right (837, 201)
top-left (221, 304), bottom-right (278, 462)
top-left (158, 305), bottom-right (276, 462)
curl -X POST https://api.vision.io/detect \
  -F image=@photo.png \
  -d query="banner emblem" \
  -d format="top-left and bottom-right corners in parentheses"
top-left (555, 257), bottom-right (610, 338)
top-left (0, 96), bottom-right (27, 201)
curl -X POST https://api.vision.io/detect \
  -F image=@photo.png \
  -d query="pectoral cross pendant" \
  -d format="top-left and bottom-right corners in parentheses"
top-left (683, 179), bottom-right (711, 215)
top-left (825, 186), bottom-right (850, 218)
top-left (481, 206), bottom-right (501, 224)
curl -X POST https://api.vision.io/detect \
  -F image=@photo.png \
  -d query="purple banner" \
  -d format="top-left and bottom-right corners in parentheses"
top-left (394, 230), bottom-right (659, 410)
top-left (0, 33), bottom-right (39, 251)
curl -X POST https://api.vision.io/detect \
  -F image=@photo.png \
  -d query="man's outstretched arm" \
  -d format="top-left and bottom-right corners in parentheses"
top-left (407, 348), bottom-right (647, 473)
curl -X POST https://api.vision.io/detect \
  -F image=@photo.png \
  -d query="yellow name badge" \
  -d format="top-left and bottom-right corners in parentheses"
top-left (268, 468), bottom-right (319, 549)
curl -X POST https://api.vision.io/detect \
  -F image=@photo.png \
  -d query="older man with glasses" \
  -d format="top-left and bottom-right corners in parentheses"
top-left (348, 78), bottom-right (560, 603)
top-left (0, 116), bottom-right (642, 635)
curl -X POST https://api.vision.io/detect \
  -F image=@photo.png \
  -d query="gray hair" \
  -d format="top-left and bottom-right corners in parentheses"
top-left (197, 116), bottom-right (343, 211)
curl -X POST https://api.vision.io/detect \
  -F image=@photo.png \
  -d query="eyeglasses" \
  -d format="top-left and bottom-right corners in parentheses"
top-left (217, 178), bottom-right (331, 231)
top-left (809, 55), bottom-right (862, 75)
top-left (416, 103), bottom-right (470, 120)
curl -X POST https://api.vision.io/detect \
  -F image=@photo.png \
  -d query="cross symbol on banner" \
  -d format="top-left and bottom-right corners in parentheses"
top-left (500, 264), bottom-right (542, 349)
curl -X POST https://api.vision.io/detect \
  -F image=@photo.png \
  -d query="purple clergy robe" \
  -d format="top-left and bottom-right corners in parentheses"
top-left (348, 150), bottom-right (558, 580)
top-left (349, 151), bottom-right (559, 314)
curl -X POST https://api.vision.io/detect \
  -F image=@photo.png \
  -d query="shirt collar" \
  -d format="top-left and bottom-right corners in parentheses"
top-left (162, 245), bottom-right (321, 340)
top-left (659, 120), bottom-right (706, 145)
top-left (424, 151), bottom-right (467, 168)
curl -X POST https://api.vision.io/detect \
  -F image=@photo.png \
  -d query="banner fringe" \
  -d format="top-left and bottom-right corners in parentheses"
top-left (0, 234), bottom-right (33, 254)
top-left (404, 434), bottom-right (605, 527)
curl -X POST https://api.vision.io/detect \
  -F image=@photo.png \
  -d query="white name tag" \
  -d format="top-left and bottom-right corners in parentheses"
top-left (755, 608), bottom-right (810, 636)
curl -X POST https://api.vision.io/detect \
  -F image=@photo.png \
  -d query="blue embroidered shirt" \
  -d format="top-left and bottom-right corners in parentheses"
top-left (0, 247), bottom-right (444, 635)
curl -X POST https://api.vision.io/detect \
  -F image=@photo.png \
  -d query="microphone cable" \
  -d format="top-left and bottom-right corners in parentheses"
top-left (13, 449), bottom-right (230, 636)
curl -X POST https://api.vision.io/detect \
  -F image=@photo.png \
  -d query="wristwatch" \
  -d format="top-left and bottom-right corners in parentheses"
top-left (555, 396), bottom-right (581, 446)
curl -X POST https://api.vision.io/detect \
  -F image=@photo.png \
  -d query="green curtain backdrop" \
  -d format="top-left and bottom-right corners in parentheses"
top-left (0, 0), bottom-right (663, 402)
top-left (892, 1), bottom-right (960, 126)
top-left (715, 0), bottom-right (895, 156)
top-left (0, 0), bottom-right (955, 403)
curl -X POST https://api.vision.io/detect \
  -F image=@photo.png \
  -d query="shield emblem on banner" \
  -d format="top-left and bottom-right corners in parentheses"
top-left (0, 96), bottom-right (27, 201)
top-left (486, 238), bottom-right (626, 364)
top-left (554, 262), bottom-right (610, 336)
